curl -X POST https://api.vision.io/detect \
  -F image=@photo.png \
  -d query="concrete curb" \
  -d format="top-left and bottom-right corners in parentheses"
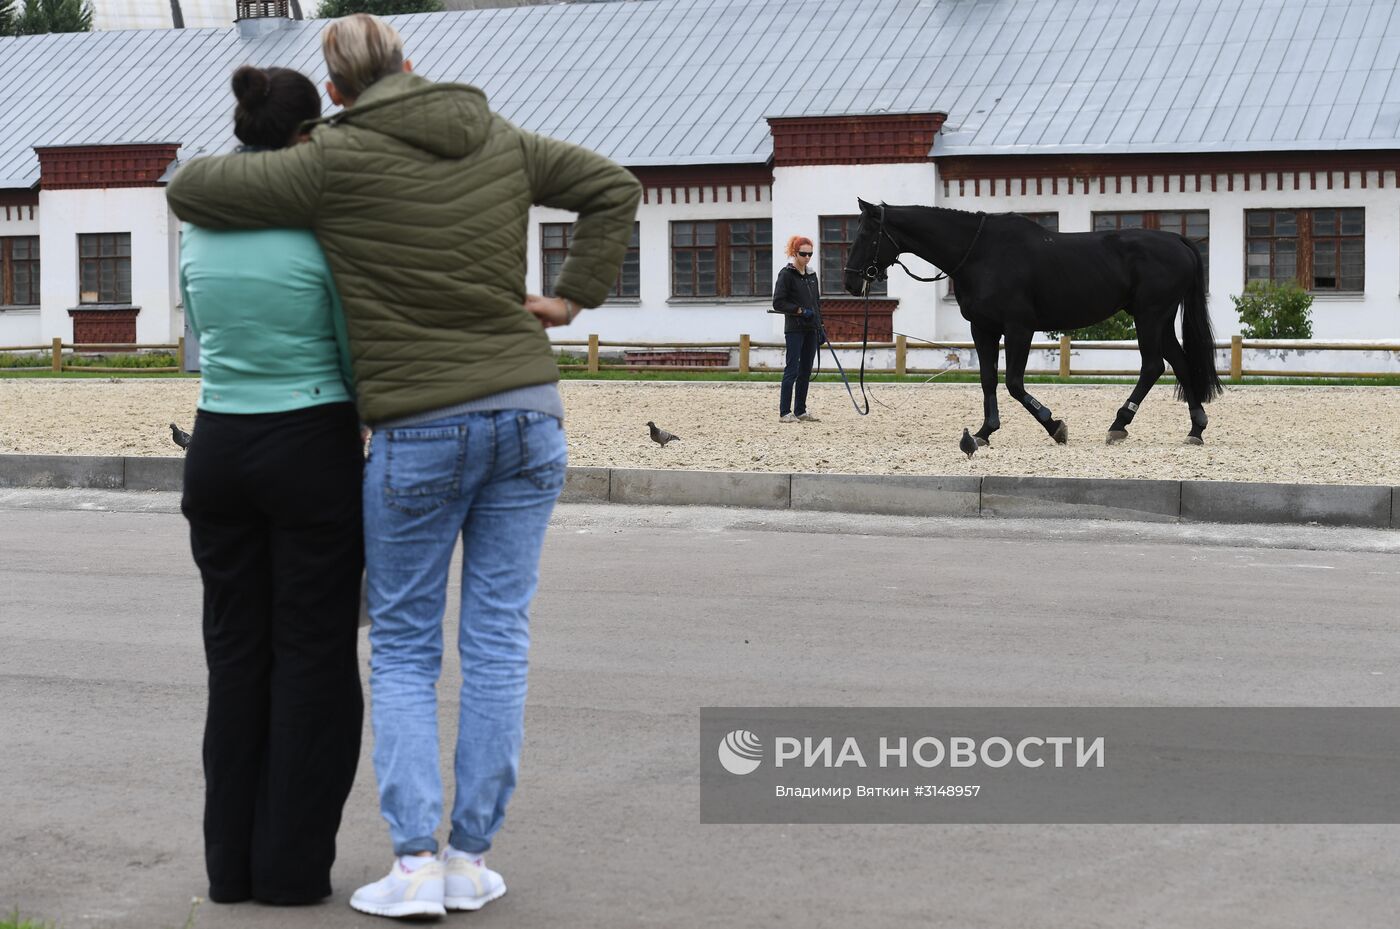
top-left (0, 454), bottom-right (1395, 529)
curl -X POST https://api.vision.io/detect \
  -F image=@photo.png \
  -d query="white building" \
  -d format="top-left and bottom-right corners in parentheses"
top-left (1, 0), bottom-right (1398, 354)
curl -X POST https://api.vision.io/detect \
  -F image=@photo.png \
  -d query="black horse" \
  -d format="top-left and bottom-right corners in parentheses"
top-left (843, 200), bottom-right (1223, 445)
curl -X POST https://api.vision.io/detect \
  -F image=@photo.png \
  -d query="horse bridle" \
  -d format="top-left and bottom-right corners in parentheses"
top-left (844, 205), bottom-right (987, 288)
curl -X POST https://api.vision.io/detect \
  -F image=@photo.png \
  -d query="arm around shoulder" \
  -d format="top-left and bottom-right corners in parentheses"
top-left (166, 139), bottom-right (326, 230)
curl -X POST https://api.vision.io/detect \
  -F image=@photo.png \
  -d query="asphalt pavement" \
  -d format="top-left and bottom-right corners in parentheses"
top-left (2, 491), bottom-right (1398, 929)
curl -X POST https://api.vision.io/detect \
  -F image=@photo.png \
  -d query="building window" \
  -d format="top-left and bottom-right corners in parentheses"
top-left (818, 216), bottom-right (886, 296)
top-left (0, 236), bottom-right (40, 306)
top-left (1094, 210), bottom-right (1209, 277)
top-left (78, 233), bottom-right (132, 304)
top-left (542, 222), bottom-right (640, 300)
top-left (1246, 209), bottom-right (1362, 292)
top-left (670, 220), bottom-right (771, 298)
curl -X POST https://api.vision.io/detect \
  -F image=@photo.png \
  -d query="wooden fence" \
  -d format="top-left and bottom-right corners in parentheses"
top-left (2, 334), bottom-right (1399, 380)
top-left (0, 337), bottom-right (184, 373)
top-left (552, 334), bottom-right (1400, 380)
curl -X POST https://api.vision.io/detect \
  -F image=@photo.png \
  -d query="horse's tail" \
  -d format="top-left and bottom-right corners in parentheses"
top-left (1177, 235), bottom-right (1223, 405)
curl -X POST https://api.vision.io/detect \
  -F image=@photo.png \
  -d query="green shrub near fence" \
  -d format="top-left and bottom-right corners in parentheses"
top-left (1231, 280), bottom-right (1314, 339)
top-left (1045, 309), bottom-right (1137, 341)
top-left (0, 352), bottom-right (179, 369)
top-left (0, 353), bottom-right (50, 368)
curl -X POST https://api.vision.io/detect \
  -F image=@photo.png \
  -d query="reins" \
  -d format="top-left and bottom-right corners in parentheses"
top-left (818, 206), bottom-right (985, 415)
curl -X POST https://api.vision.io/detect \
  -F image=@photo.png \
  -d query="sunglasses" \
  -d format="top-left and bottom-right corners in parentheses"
top-left (797, 251), bottom-right (813, 257)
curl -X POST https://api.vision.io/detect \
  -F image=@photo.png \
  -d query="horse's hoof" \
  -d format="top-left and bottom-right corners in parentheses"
top-left (1106, 430), bottom-right (1129, 445)
top-left (974, 436), bottom-right (989, 447)
top-left (1185, 435), bottom-right (1204, 446)
top-left (1052, 421), bottom-right (1069, 444)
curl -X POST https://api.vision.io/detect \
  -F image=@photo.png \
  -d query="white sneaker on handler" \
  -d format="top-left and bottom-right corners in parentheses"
top-left (349, 857), bottom-right (446, 919)
top-left (441, 848), bottom-right (507, 911)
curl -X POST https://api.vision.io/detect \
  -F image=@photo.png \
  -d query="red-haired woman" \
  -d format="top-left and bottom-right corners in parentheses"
top-left (771, 235), bottom-right (822, 422)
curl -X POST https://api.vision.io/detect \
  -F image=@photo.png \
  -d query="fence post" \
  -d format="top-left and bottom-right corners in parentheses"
top-left (1058, 335), bottom-right (1071, 379)
top-left (895, 334), bottom-right (907, 377)
top-left (177, 335), bottom-right (186, 372)
top-left (738, 333), bottom-right (750, 374)
top-left (52, 336), bottom-right (62, 372)
top-left (1230, 335), bottom-right (1243, 382)
top-left (587, 333), bottom-right (599, 373)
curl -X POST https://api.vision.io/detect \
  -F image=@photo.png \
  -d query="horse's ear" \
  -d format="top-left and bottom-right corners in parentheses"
top-left (857, 197), bottom-right (873, 213)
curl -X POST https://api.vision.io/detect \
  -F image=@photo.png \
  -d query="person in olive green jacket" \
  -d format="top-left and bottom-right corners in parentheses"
top-left (166, 13), bottom-right (641, 920)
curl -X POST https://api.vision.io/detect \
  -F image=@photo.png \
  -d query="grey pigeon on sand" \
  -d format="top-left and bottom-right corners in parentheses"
top-left (170, 423), bottom-right (192, 450)
top-left (647, 421), bottom-right (680, 447)
top-left (959, 428), bottom-right (977, 459)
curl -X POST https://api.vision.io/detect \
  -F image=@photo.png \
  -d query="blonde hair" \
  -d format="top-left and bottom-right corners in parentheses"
top-left (785, 235), bottom-right (813, 258)
top-left (321, 13), bottom-right (404, 101)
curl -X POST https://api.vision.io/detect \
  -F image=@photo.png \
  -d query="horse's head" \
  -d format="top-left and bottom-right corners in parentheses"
top-left (843, 198), bottom-right (896, 296)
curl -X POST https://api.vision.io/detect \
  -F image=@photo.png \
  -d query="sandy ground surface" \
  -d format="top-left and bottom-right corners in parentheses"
top-left (2, 378), bottom-right (1398, 485)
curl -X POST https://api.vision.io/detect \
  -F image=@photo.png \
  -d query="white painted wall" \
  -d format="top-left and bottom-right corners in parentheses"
top-left (533, 184), bottom-right (775, 345)
top-left (0, 202), bottom-right (42, 346)
top-left (937, 170), bottom-right (1400, 341)
top-left (37, 187), bottom-right (178, 346)
top-left (771, 163), bottom-right (942, 343)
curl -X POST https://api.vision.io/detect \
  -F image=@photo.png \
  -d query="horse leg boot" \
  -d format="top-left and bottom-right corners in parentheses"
top-left (1187, 406), bottom-right (1208, 445)
top-left (1109, 321), bottom-right (1166, 444)
top-left (1004, 330), bottom-right (1067, 444)
top-left (1159, 329), bottom-right (1209, 445)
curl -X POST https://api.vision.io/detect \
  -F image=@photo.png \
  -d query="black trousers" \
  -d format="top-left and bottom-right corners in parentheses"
top-left (181, 402), bottom-right (364, 905)
top-left (780, 329), bottom-right (821, 416)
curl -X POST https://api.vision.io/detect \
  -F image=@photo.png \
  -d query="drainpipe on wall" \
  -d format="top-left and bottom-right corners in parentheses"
top-left (170, 0), bottom-right (185, 28)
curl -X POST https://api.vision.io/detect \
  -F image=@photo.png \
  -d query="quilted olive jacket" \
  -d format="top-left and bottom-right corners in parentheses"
top-left (166, 73), bottom-right (642, 424)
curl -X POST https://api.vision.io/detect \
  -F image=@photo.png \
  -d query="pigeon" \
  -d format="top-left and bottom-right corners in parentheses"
top-left (959, 428), bottom-right (978, 459)
top-left (647, 421), bottom-right (680, 447)
top-left (170, 422), bottom-right (192, 450)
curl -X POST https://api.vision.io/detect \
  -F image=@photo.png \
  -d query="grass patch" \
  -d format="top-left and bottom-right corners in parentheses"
top-left (2, 913), bottom-right (55, 929)
top-left (0, 370), bottom-right (198, 379)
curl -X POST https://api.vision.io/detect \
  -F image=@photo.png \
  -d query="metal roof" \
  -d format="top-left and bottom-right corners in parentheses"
top-left (1, 0), bottom-right (1397, 188)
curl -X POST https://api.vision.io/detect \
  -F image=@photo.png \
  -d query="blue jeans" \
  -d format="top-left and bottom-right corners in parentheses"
top-left (363, 409), bottom-right (566, 856)
top-left (780, 329), bottom-right (820, 416)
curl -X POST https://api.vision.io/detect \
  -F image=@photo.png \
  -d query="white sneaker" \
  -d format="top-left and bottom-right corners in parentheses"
top-left (350, 857), bottom-right (447, 919)
top-left (780, 413), bottom-right (799, 423)
top-left (441, 849), bottom-right (507, 911)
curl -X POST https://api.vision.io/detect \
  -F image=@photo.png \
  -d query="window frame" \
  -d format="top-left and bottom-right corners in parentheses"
top-left (542, 221), bottom-right (641, 300)
top-left (78, 232), bottom-right (132, 305)
top-left (0, 235), bottom-right (40, 306)
top-left (669, 219), bottom-right (772, 299)
top-left (818, 215), bottom-right (886, 296)
top-left (1244, 208), bottom-right (1363, 293)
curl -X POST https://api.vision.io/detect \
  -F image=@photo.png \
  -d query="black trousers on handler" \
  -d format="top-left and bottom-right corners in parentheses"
top-left (181, 402), bottom-right (364, 905)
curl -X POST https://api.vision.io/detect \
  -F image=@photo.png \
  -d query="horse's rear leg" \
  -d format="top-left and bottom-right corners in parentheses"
top-left (1107, 319), bottom-right (1166, 444)
top-left (970, 321), bottom-right (1002, 445)
top-left (1004, 327), bottom-right (1067, 444)
top-left (1160, 329), bottom-right (1209, 444)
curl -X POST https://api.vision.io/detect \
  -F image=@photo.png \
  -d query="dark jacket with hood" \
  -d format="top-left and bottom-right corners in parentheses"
top-left (166, 72), bottom-right (642, 425)
top-left (771, 263), bottom-right (821, 335)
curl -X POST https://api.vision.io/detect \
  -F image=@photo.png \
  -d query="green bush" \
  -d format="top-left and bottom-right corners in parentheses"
top-left (1047, 309), bottom-right (1137, 341)
top-left (66, 352), bottom-right (178, 368)
top-left (0, 352), bottom-right (51, 368)
top-left (1231, 280), bottom-right (1313, 339)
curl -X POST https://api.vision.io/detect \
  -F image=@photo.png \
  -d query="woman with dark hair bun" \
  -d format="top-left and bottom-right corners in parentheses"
top-left (179, 65), bottom-right (364, 907)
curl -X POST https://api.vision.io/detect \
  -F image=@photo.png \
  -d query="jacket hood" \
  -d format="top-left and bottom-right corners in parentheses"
top-left (323, 73), bottom-right (491, 159)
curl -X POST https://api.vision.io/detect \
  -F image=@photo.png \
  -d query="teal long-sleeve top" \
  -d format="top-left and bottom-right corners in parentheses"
top-left (179, 224), bottom-right (354, 414)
